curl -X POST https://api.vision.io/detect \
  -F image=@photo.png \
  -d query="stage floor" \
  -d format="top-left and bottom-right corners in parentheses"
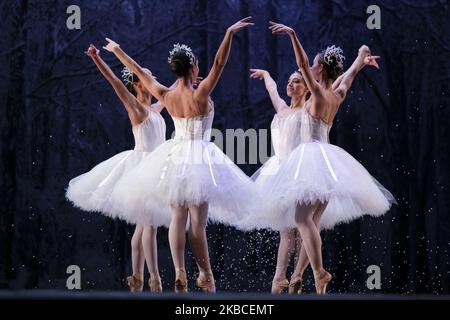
top-left (0, 290), bottom-right (449, 300)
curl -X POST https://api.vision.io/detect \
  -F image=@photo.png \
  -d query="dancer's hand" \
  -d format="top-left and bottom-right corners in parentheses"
top-left (84, 44), bottom-right (99, 57)
top-left (358, 45), bottom-right (371, 57)
top-left (141, 68), bottom-right (154, 78)
top-left (193, 76), bottom-right (203, 88)
top-left (142, 68), bottom-right (159, 82)
top-left (269, 21), bottom-right (294, 35)
top-left (103, 37), bottom-right (120, 52)
top-left (227, 16), bottom-right (254, 35)
top-left (359, 45), bottom-right (380, 69)
top-left (364, 55), bottom-right (380, 69)
top-left (249, 69), bottom-right (268, 80)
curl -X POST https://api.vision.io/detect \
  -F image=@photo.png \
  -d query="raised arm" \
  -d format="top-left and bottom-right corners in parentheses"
top-left (332, 74), bottom-right (345, 90)
top-left (334, 45), bottom-right (380, 102)
top-left (269, 22), bottom-right (321, 96)
top-left (249, 69), bottom-right (287, 112)
top-left (85, 44), bottom-right (144, 117)
top-left (103, 38), bottom-right (169, 102)
top-left (195, 17), bottom-right (253, 99)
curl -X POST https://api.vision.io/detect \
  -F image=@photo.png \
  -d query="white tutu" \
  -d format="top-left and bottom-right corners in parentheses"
top-left (66, 108), bottom-right (170, 226)
top-left (245, 141), bottom-right (396, 231)
top-left (109, 110), bottom-right (255, 227)
top-left (241, 104), bottom-right (396, 231)
top-left (109, 139), bottom-right (255, 226)
top-left (66, 150), bottom-right (170, 226)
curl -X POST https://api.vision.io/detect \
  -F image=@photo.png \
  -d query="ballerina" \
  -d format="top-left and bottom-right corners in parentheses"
top-left (103, 17), bottom-right (255, 293)
top-left (245, 69), bottom-right (347, 294)
top-left (247, 68), bottom-right (308, 293)
top-left (254, 21), bottom-right (397, 294)
top-left (66, 44), bottom-right (168, 292)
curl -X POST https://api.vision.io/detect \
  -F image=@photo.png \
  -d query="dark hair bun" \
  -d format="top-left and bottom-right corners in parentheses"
top-left (169, 52), bottom-right (191, 77)
top-left (319, 46), bottom-right (345, 81)
top-left (323, 56), bottom-right (343, 81)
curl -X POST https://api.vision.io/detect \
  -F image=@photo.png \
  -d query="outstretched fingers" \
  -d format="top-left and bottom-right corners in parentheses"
top-left (241, 16), bottom-right (252, 22)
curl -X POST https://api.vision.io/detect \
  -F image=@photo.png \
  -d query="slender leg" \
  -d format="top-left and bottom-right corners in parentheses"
top-left (127, 225), bottom-right (145, 292)
top-left (169, 205), bottom-right (189, 292)
top-left (271, 229), bottom-right (295, 294)
top-left (290, 203), bottom-right (327, 293)
top-left (188, 202), bottom-right (215, 293)
top-left (142, 225), bottom-right (162, 292)
top-left (295, 202), bottom-right (331, 294)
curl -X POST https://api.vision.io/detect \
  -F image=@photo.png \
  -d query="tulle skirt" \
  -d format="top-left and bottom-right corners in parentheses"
top-left (109, 139), bottom-right (255, 226)
top-left (66, 150), bottom-right (171, 227)
top-left (241, 142), bottom-right (396, 231)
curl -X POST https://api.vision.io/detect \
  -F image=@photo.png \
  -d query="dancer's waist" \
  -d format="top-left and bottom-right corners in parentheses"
top-left (302, 137), bottom-right (329, 144)
top-left (174, 134), bottom-right (211, 141)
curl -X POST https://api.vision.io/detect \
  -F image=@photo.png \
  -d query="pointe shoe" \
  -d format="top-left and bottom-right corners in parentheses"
top-left (196, 273), bottom-right (216, 293)
top-left (314, 269), bottom-right (332, 294)
top-left (126, 275), bottom-right (143, 292)
top-left (271, 278), bottom-right (289, 294)
top-left (149, 277), bottom-right (163, 292)
top-left (174, 270), bottom-right (188, 293)
top-left (288, 276), bottom-right (303, 294)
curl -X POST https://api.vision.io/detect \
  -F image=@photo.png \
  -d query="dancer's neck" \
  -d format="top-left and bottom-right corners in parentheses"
top-left (178, 77), bottom-right (194, 91)
top-left (290, 94), bottom-right (306, 109)
top-left (319, 77), bottom-right (333, 91)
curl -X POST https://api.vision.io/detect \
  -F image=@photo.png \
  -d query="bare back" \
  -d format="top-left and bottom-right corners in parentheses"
top-left (308, 87), bottom-right (343, 125)
top-left (163, 85), bottom-right (213, 118)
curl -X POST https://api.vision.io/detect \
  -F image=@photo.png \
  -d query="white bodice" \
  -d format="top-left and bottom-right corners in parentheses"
top-left (132, 107), bottom-right (166, 151)
top-left (299, 104), bottom-right (332, 143)
top-left (271, 107), bottom-right (304, 159)
top-left (172, 109), bottom-right (214, 141)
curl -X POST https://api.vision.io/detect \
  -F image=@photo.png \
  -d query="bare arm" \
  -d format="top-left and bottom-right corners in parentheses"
top-left (332, 74), bottom-right (345, 90)
top-left (270, 22), bottom-right (321, 96)
top-left (151, 79), bottom-right (180, 113)
top-left (103, 38), bottom-right (169, 102)
top-left (334, 45), bottom-right (380, 102)
top-left (196, 17), bottom-right (253, 99)
top-left (86, 45), bottom-right (144, 116)
top-left (249, 69), bottom-right (287, 112)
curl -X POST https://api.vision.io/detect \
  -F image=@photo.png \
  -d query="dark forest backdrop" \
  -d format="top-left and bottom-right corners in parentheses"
top-left (1, 0), bottom-right (449, 293)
